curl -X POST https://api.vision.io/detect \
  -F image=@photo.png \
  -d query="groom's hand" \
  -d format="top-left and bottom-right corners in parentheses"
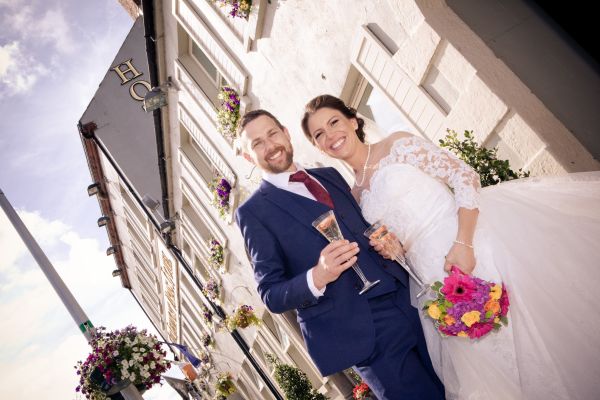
top-left (312, 240), bottom-right (359, 290)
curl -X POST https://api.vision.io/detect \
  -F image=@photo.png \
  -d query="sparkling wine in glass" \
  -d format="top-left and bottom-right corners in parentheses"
top-left (312, 210), bottom-right (380, 295)
top-left (364, 220), bottom-right (429, 298)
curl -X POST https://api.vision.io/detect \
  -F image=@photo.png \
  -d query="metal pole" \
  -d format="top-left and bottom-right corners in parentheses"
top-left (0, 188), bottom-right (95, 341)
top-left (0, 188), bottom-right (144, 400)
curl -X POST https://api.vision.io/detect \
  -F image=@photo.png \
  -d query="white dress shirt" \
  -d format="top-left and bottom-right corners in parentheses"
top-left (262, 164), bottom-right (327, 298)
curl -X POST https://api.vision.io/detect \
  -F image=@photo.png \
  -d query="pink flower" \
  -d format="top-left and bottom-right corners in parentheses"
top-left (499, 285), bottom-right (510, 316)
top-left (441, 269), bottom-right (478, 303)
top-left (467, 322), bottom-right (494, 339)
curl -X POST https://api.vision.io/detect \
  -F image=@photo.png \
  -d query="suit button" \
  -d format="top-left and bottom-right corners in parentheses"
top-left (301, 301), bottom-right (310, 307)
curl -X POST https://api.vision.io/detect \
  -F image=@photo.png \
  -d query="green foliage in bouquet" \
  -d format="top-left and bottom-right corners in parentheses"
top-left (439, 129), bottom-right (530, 187)
top-left (266, 354), bottom-right (328, 400)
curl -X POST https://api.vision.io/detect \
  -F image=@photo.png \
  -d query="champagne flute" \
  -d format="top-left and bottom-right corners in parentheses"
top-left (312, 210), bottom-right (380, 295)
top-left (364, 220), bottom-right (429, 298)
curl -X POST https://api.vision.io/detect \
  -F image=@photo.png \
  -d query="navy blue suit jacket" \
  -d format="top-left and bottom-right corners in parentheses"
top-left (236, 167), bottom-right (411, 376)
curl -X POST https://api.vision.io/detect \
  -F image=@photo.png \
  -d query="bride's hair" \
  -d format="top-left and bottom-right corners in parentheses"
top-left (301, 94), bottom-right (366, 143)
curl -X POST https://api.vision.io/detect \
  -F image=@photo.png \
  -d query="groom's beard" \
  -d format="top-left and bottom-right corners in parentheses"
top-left (262, 145), bottom-right (294, 173)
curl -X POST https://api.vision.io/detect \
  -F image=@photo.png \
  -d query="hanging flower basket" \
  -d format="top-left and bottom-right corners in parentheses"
top-left (211, 0), bottom-right (252, 19)
top-left (74, 326), bottom-right (171, 399)
top-left (193, 350), bottom-right (212, 378)
top-left (200, 332), bottom-right (215, 349)
top-left (202, 278), bottom-right (222, 304)
top-left (200, 305), bottom-right (214, 325)
top-left (216, 86), bottom-right (241, 140)
top-left (209, 176), bottom-right (232, 219)
top-left (214, 372), bottom-right (237, 398)
top-left (225, 305), bottom-right (261, 331)
top-left (208, 238), bottom-right (226, 273)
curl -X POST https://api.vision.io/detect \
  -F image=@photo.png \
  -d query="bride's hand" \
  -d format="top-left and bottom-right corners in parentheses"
top-left (369, 231), bottom-right (405, 260)
top-left (444, 243), bottom-right (476, 274)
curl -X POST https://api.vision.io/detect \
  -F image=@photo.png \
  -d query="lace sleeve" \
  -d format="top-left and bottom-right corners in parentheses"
top-left (389, 135), bottom-right (481, 209)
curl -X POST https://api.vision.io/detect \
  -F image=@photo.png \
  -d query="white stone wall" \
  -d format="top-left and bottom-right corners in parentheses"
top-left (149, 0), bottom-right (599, 398)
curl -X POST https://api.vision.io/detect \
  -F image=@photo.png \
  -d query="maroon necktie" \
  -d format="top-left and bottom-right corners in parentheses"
top-left (289, 171), bottom-right (334, 209)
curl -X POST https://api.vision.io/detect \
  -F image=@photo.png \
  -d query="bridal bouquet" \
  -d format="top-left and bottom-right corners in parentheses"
top-left (423, 267), bottom-right (509, 339)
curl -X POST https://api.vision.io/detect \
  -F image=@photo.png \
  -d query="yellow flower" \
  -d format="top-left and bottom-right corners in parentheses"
top-left (461, 311), bottom-right (481, 327)
top-left (490, 284), bottom-right (502, 300)
top-left (494, 317), bottom-right (500, 323)
top-left (457, 331), bottom-right (468, 338)
top-left (444, 315), bottom-right (456, 326)
top-left (427, 304), bottom-right (442, 320)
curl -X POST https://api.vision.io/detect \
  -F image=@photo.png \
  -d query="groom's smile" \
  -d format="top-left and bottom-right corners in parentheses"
top-left (240, 114), bottom-right (295, 174)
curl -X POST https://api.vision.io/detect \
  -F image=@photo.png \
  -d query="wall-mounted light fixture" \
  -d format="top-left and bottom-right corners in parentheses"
top-left (97, 216), bottom-right (110, 227)
top-left (87, 183), bottom-right (101, 196)
top-left (106, 246), bottom-right (118, 256)
top-left (143, 87), bottom-right (168, 112)
top-left (159, 220), bottom-right (175, 234)
top-left (112, 269), bottom-right (122, 277)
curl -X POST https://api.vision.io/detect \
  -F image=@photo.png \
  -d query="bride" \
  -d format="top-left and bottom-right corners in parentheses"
top-left (300, 94), bottom-right (600, 399)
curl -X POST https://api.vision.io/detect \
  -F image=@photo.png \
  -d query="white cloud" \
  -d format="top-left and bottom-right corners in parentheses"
top-left (4, 6), bottom-right (76, 55)
top-left (0, 41), bottom-right (49, 95)
top-left (36, 9), bottom-right (77, 54)
top-left (0, 208), bottom-right (179, 399)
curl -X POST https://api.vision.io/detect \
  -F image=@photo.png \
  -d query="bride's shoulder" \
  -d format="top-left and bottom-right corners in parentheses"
top-left (388, 131), bottom-right (414, 143)
top-left (379, 132), bottom-right (423, 152)
top-left (373, 132), bottom-right (413, 151)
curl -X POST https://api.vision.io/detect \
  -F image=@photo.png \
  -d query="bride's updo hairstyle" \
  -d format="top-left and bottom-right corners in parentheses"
top-left (301, 94), bottom-right (366, 144)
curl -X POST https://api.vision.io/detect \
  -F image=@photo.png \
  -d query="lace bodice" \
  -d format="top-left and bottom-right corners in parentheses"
top-left (358, 135), bottom-right (484, 282)
top-left (367, 135), bottom-right (481, 210)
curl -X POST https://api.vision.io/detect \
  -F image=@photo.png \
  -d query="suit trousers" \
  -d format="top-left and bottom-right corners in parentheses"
top-left (354, 285), bottom-right (445, 400)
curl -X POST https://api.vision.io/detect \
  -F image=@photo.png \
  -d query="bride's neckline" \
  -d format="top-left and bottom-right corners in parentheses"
top-left (351, 135), bottom-right (414, 204)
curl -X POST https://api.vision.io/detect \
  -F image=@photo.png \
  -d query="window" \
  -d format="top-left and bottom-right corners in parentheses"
top-left (178, 24), bottom-right (230, 108)
top-left (349, 75), bottom-right (413, 140)
top-left (190, 40), bottom-right (228, 88)
top-left (180, 124), bottom-right (215, 186)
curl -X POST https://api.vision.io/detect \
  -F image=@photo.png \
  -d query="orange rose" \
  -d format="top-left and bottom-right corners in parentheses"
top-left (444, 315), bottom-right (456, 326)
top-left (484, 299), bottom-right (501, 314)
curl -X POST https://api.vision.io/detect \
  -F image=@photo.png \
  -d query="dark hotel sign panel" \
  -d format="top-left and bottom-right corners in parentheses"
top-left (80, 17), bottom-right (164, 220)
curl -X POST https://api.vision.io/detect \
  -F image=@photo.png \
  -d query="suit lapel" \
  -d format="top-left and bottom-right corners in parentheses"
top-left (259, 180), bottom-right (330, 232)
top-left (309, 168), bottom-right (367, 224)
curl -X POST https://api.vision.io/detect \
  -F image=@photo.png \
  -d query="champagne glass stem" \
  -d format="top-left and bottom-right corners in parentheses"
top-left (393, 255), bottom-right (429, 298)
top-left (393, 255), bottom-right (423, 287)
top-left (351, 263), bottom-right (370, 284)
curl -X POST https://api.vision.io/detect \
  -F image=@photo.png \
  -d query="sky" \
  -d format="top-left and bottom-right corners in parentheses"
top-left (0, 1), bottom-right (181, 399)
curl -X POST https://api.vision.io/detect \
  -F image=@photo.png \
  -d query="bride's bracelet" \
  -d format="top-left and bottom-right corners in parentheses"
top-left (453, 240), bottom-right (474, 249)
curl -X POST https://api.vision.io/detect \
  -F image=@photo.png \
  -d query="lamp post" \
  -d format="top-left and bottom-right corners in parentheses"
top-left (0, 188), bottom-right (144, 400)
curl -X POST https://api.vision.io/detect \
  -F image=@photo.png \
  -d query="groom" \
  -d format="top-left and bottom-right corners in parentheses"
top-left (235, 109), bottom-right (444, 399)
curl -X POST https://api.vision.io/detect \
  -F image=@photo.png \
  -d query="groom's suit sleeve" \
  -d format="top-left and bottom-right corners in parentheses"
top-left (236, 205), bottom-right (319, 314)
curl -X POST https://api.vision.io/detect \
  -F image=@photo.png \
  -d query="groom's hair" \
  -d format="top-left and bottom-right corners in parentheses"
top-left (237, 109), bottom-right (284, 135)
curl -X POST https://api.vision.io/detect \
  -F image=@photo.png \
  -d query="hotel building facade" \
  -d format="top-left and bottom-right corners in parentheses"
top-left (81, 1), bottom-right (599, 398)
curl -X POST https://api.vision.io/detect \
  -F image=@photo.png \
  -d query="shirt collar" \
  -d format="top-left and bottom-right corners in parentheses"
top-left (262, 163), bottom-right (307, 190)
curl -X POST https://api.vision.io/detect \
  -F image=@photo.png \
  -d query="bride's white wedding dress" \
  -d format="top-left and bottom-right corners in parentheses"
top-left (359, 136), bottom-right (600, 400)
